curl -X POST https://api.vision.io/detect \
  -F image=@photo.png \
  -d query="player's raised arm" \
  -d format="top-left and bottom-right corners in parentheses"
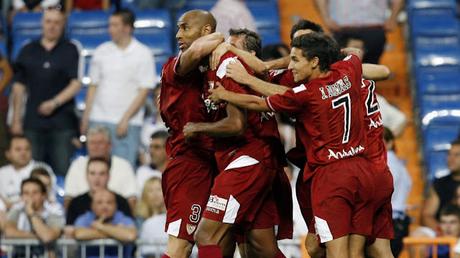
top-left (362, 64), bottom-right (391, 81)
top-left (176, 32), bottom-right (224, 76)
top-left (211, 42), bottom-right (268, 75)
top-left (226, 60), bottom-right (289, 97)
top-left (209, 84), bottom-right (270, 112)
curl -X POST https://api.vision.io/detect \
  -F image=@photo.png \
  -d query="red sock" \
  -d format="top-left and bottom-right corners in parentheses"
top-left (161, 254), bottom-right (170, 258)
top-left (198, 245), bottom-right (223, 258)
top-left (275, 249), bottom-right (286, 258)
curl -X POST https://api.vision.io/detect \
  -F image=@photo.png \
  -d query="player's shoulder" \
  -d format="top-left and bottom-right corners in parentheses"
top-left (216, 51), bottom-right (240, 79)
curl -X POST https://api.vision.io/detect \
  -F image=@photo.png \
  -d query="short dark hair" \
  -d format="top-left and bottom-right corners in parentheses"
top-left (336, 33), bottom-right (365, 48)
top-left (151, 130), bottom-right (169, 141)
top-left (290, 19), bottom-right (324, 40)
top-left (440, 205), bottom-right (460, 219)
top-left (87, 157), bottom-right (111, 172)
top-left (112, 8), bottom-right (135, 29)
top-left (229, 28), bottom-right (262, 58)
top-left (451, 139), bottom-right (460, 147)
top-left (30, 167), bottom-right (51, 179)
top-left (291, 33), bottom-right (340, 72)
top-left (7, 135), bottom-right (30, 150)
top-left (21, 177), bottom-right (47, 195)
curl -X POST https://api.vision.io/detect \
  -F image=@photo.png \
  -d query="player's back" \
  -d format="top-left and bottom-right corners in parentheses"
top-left (160, 56), bottom-right (213, 158)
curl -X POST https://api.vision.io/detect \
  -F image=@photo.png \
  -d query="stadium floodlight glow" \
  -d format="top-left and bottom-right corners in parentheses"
top-left (134, 20), bottom-right (165, 29)
top-left (422, 109), bottom-right (460, 126)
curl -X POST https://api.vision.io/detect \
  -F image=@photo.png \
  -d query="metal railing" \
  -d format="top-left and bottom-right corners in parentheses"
top-left (0, 238), bottom-right (302, 258)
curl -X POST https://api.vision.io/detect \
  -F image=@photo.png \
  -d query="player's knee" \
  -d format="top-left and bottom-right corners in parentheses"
top-left (367, 240), bottom-right (394, 258)
top-left (166, 240), bottom-right (192, 258)
top-left (194, 226), bottom-right (216, 246)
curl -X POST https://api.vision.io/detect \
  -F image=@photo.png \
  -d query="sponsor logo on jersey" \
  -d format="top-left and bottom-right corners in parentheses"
top-left (368, 116), bottom-right (383, 129)
top-left (186, 224), bottom-right (197, 235)
top-left (206, 195), bottom-right (228, 214)
top-left (327, 145), bottom-right (365, 160)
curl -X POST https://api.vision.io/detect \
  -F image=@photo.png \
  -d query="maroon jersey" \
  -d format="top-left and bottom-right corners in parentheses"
top-left (203, 52), bottom-right (272, 171)
top-left (359, 78), bottom-right (386, 168)
top-left (159, 55), bottom-right (213, 158)
top-left (267, 69), bottom-right (297, 88)
top-left (266, 55), bottom-right (366, 173)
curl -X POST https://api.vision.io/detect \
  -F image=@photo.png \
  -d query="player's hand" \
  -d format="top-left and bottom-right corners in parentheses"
top-left (226, 60), bottom-right (249, 84)
top-left (116, 118), bottom-right (129, 138)
top-left (38, 100), bottom-right (56, 116)
top-left (208, 82), bottom-right (227, 103)
top-left (211, 42), bottom-right (231, 70)
top-left (324, 18), bottom-right (340, 32)
top-left (183, 122), bottom-right (199, 139)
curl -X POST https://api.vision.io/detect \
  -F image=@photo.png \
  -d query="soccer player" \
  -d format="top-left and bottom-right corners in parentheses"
top-left (183, 29), bottom-right (288, 258)
top-left (208, 33), bottom-right (376, 258)
top-left (159, 10), bottom-right (224, 258)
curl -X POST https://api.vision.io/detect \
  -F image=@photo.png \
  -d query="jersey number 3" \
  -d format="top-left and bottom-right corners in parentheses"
top-left (332, 93), bottom-right (351, 144)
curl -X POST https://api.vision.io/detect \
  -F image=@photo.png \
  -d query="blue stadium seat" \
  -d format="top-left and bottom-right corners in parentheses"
top-left (247, 2), bottom-right (281, 45)
top-left (75, 85), bottom-right (87, 112)
top-left (67, 11), bottom-right (110, 37)
top-left (134, 9), bottom-right (173, 57)
top-left (414, 47), bottom-right (460, 67)
top-left (419, 94), bottom-right (460, 119)
top-left (0, 41), bottom-right (6, 57)
top-left (416, 65), bottom-right (460, 96)
top-left (11, 36), bottom-right (33, 61)
top-left (410, 10), bottom-right (459, 37)
top-left (11, 12), bottom-right (42, 43)
top-left (427, 150), bottom-right (449, 180)
top-left (407, 0), bottom-right (457, 10)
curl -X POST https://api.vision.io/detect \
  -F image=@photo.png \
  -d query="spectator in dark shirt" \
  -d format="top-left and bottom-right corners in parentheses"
top-left (10, 8), bottom-right (81, 176)
top-left (66, 157), bottom-right (132, 226)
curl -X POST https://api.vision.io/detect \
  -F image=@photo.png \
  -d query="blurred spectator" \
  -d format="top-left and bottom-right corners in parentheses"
top-left (74, 189), bottom-right (137, 258)
top-left (421, 139), bottom-right (460, 231)
top-left (315, 0), bottom-right (404, 63)
top-left (64, 126), bottom-right (137, 210)
top-left (211, 0), bottom-right (257, 38)
top-left (5, 177), bottom-right (64, 257)
top-left (377, 95), bottom-right (407, 137)
top-left (81, 8), bottom-right (156, 167)
top-left (66, 157), bottom-right (132, 226)
top-left (12, 0), bottom-right (60, 12)
top-left (410, 205), bottom-right (460, 258)
top-left (136, 177), bottom-right (167, 257)
top-left (261, 43), bottom-right (290, 61)
top-left (0, 52), bottom-right (13, 166)
top-left (10, 8), bottom-right (81, 176)
top-left (136, 130), bottom-right (168, 190)
top-left (0, 135), bottom-right (53, 210)
top-left (384, 127), bottom-right (412, 257)
top-left (30, 167), bottom-right (62, 210)
top-left (64, 0), bottom-right (110, 12)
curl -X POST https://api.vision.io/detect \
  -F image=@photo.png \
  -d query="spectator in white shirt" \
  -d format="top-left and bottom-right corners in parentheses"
top-left (64, 126), bottom-right (137, 211)
top-left (0, 135), bottom-right (53, 211)
top-left (136, 130), bottom-right (168, 191)
top-left (80, 8), bottom-right (156, 167)
top-left (136, 177), bottom-right (167, 257)
top-left (12, 0), bottom-right (60, 12)
top-left (384, 127), bottom-right (412, 257)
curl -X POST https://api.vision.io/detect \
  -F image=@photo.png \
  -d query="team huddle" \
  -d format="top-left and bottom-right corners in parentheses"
top-left (159, 9), bottom-right (394, 258)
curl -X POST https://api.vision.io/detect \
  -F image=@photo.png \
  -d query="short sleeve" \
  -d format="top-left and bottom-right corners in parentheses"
top-left (89, 48), bottom-right (102, 85)
top-left (65, 42), bottom-right (79, 80)
top-left (161, 56), bottom-right (179, 84)
top-left (136, 48), bottom-right (156, 89)
top-left (265, 84), bottom-right (307, 114)
top-left (115, 212), bottom-right (135, 227)
top-left (46, 213), bottom-right (65, 228)
top-left (74, 213), bottom-right (92, 227)
top-left (217, 56), bottom-right (250, 94)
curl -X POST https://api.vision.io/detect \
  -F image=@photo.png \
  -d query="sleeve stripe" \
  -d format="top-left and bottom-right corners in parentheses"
top-left (266, 97), bottom-right (276, 112)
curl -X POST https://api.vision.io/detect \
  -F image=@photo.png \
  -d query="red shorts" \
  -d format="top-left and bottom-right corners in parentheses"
top-left (311, 156), bottom-right (375, 243)
top-left (296, 169), bottom-right (315, 233)
top-left (202, 159), bottom-right (276, 227)
top-left (370, 165), bottom-right (394, 241)
top-left (162, 155), bottom-right (215, 242)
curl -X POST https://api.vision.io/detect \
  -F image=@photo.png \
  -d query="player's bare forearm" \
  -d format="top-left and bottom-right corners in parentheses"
top-left (177, 32), bottom-right (225, 76)
top-left (229, 45), bottom-right (267, 75)
top-left (264, 56), bottom-right (290, 70)
top-left (362, 64), bottom-right (391, 81)
top-left (218, 91), bottom-right (269, 112)
top-left (185, 104), bottom-right (246, 137)
top-left (245, 76), bottom-right (289, 97)
top-left (342, 48), bottom-right (363, 60)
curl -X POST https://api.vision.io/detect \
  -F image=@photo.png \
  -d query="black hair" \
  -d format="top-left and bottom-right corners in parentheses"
top-left (7, 135), bottom-right (30, 150)
top-left (440, 205), bottom-right (460, 219)
top-left (291, 33), bottom-right (340, 72)
top-left (229, 28), bottom-right (262, 58)
top-left (112, 8), bottom-right (136, 29)
top-left (290, 19), bottom-right (324, 40)
top-left (30, 167), bottom-right (51, 179)
top-left (150, 130), bottom-right (169, 141)
top-left (87, 157), bottom-right (111, 172)
top-left (383, 127), bottom-right (394, 144)
top-left (21, 177), bottom-right (47, 195)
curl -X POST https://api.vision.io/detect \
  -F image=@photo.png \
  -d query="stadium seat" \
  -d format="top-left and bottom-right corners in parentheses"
top-left (413, 47), bottom-right (460, 67)
top-left (416, 65), bottom-right (460, 96)
top-left (11, 12), bottom-right (42, 43)
top-left (75, 85), bottom-right (88, 112)
top-left (67, 11), bottom-right (110, 37)
top-left (247, 2), bottom-right (281, 45)
top-left (419, 94), bottom-right (460, 119)
top-left (11, 36), bottom-right (32, 61)
top-left (0, 41), bottom-right (6, 57)
top-left (134, 9), bottom-right (173, 58)
top-left (427, 150), bottom-right (449, 180)
top-left (407, 0), bottom-right (457, 11)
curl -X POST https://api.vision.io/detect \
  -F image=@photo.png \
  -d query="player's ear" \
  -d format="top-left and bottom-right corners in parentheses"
top-left (312, 57), bottom-right (320, 69)
top-left (202, 24), bottom-right (212, 35)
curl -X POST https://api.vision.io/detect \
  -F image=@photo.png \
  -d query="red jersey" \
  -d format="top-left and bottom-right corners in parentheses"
top-left (266, 55), bottom-right (366, 173)
top-left (267, 69), bottom-right (297, 88)
top-left (203, 52), bottom-right (272, 171)
top-left (159, 55), bottom-right (213, 158)
top-left (359, 78), bottom-right (386, 168)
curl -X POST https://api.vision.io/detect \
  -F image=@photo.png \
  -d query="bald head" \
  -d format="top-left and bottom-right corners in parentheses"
top-left (181, 10), bottom-right (216, 32)
top-left (92, 189), bottom-right (117, 218)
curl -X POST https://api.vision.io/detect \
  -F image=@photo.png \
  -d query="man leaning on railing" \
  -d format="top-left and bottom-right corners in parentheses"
top-left (4, 177), bottom-right (65, 258)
